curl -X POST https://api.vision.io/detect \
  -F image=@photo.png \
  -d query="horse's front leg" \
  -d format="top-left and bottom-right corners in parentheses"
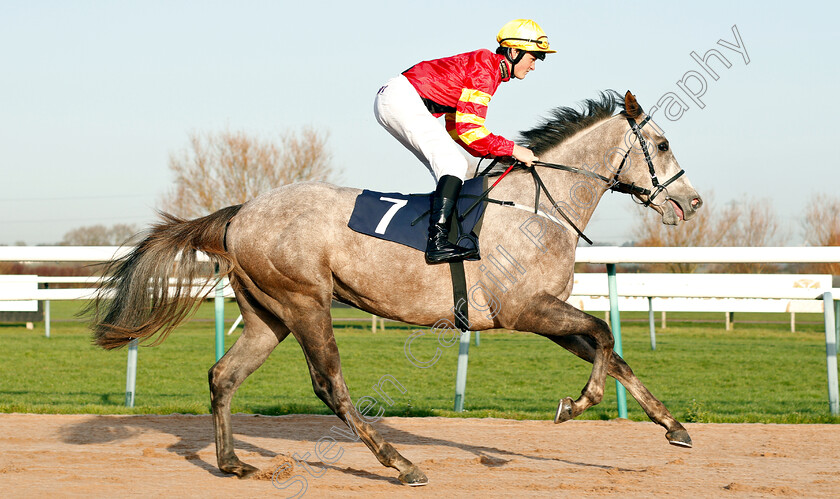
top-left (549, 334), bottom-right (692, 447)
top-left (514, 293), bottom-right (614, 421)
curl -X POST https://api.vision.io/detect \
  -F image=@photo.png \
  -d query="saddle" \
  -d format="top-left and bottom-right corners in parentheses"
top-left (347, 176), bottom-right (489, 254)
top-left (347, 176), bottom-right (491, 332)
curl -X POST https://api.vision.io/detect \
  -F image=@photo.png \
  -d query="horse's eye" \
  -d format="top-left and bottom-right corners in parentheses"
top-left (658, 142), bottom-right (669, 152)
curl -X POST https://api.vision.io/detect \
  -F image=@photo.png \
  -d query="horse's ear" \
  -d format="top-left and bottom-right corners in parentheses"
top-left (624, 90), bottom-right (643, 118)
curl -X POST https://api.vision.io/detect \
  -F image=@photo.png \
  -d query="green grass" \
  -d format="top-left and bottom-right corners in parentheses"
top-left (0, 301), bottom-right (837, 424)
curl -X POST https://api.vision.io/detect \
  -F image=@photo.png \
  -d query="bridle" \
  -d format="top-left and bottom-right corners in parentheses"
top-left (535, 114), bottom-right (685, 206)
top-left (468, 113), bottom-right (686, 244)
top-left (618, 115), bottom-right (685, 207)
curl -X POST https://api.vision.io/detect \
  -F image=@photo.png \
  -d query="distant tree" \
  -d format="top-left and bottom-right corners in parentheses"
top-left (720, 198), bottom-right (787, 273)
top-left (802, 193), bottom-right (840, 275)
top-left (160, 127), bottom-right (337, 218)
top-left (61, 223), bottom-right (138, 246)
top-left (632, 193), bottom-right (786, 272)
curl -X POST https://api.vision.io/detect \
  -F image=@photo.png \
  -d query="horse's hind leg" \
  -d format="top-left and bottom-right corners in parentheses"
top-left (289, 307), bottom-right (428, 486)
top-left (549, 334), bottom-right (692, 447)
top-left (515, 293), bottom-right (614, 420)
top-left (209, 289), bottom-right (290, 478)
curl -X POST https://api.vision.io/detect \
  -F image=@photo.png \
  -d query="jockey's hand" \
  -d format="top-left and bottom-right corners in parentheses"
top-left (512, 145), bottom-right (538, 166)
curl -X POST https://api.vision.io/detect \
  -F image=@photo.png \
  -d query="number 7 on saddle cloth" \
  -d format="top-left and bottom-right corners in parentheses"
top-left (347, 176), bottom-right (489, 254)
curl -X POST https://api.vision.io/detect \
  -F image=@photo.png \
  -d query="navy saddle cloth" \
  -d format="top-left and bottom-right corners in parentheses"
top-left (348, 177), bottom-right (488, 252)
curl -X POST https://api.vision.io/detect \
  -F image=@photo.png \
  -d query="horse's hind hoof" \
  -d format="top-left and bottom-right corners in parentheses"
top-left (554, 397), bottom-right (574, 424)
top-left (238, 465), bottom-right (260, 479)
top-left (221, 460), bottom-right (260, 479)
top-left (666, 429), bottom-right (693, 448)
top-left (399, 465), bottom-right (429, 486)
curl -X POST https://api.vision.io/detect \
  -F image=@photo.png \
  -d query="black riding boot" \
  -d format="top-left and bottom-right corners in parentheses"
top-left (425, 175), bottom-right (480, 264)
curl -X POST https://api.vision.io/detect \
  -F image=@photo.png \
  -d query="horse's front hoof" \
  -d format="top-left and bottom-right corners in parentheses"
top-left (666, 429), bottom-right (693, 448)
top-left (399, 465), bottom-right (429, 486)
top-left (554, 397), bottom-right (574, 424)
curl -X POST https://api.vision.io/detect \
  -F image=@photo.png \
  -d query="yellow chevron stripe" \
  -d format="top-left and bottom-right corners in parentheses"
top-left (459, 88), bottom-right (492, 106)
top-left (459, 126), bottom-right (491, 145)
top-left (455, 112), bottom-right (485, 126)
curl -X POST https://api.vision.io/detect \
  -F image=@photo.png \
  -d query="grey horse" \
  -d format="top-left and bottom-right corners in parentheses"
top-left (88, 90), bottom-right (702, 486)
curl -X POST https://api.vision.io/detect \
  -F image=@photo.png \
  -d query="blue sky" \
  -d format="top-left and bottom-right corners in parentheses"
top-left (2, 1), bottom-right (838, 245)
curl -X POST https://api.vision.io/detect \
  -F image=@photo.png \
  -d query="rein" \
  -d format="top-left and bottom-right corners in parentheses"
top-left (527, 166), bottom-right (593, 244)
top-left (464, 114), bottom-right (686, 245)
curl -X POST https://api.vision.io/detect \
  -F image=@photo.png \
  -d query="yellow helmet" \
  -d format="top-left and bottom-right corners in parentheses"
top-left (496, 19), bottom-right (557, 54)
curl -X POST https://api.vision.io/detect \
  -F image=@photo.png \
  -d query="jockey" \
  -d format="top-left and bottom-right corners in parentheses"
top-left (374, 19), bottom-right (556, 264)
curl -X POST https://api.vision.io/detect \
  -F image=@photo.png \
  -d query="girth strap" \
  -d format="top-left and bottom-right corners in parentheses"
top-left (448, 198), bottom-right (475, 333)
top-left (448, 260), bottom-right (469, 332)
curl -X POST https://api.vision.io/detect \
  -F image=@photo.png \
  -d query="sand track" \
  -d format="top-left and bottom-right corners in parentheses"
top-left (1, 414), bottom-right (838, 497)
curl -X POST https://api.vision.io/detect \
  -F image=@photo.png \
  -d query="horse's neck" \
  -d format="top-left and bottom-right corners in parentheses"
top-left (531, 117), bottom-right (624, 230)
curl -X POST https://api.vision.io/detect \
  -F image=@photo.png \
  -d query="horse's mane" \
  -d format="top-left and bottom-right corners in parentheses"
top-left (483, 90), bottom-right (626, 177)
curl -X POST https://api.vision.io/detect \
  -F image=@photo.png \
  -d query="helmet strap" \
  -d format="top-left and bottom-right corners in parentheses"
top-left (498, 47), bottom-right (526, 77)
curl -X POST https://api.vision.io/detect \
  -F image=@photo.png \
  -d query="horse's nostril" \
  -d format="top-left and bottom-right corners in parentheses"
top-left (691, 197), bottom-right (703, 209)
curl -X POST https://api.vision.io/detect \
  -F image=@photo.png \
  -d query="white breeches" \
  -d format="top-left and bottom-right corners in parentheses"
top-left (374, 75), bottom-right (468, 181)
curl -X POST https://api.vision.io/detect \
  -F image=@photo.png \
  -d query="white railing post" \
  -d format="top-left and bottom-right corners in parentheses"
top-left (835, 301), bottom-right (840, 355)
top-left (453, 330), bottom-right (471, 412)
top-left (214, 266), bottom-right (225, 362)
top-left (648, 296), bottom-right (656, 350)
top-left (822, 292), bottom-right (839, 415)
top-left (125, 338), bottom-right (139, 408)
top-left (44, 283), bottom-right (50, 339)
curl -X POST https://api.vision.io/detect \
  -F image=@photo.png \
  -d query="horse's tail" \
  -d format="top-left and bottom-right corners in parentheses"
top-left (87, 205), bottom-right (243, 350)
